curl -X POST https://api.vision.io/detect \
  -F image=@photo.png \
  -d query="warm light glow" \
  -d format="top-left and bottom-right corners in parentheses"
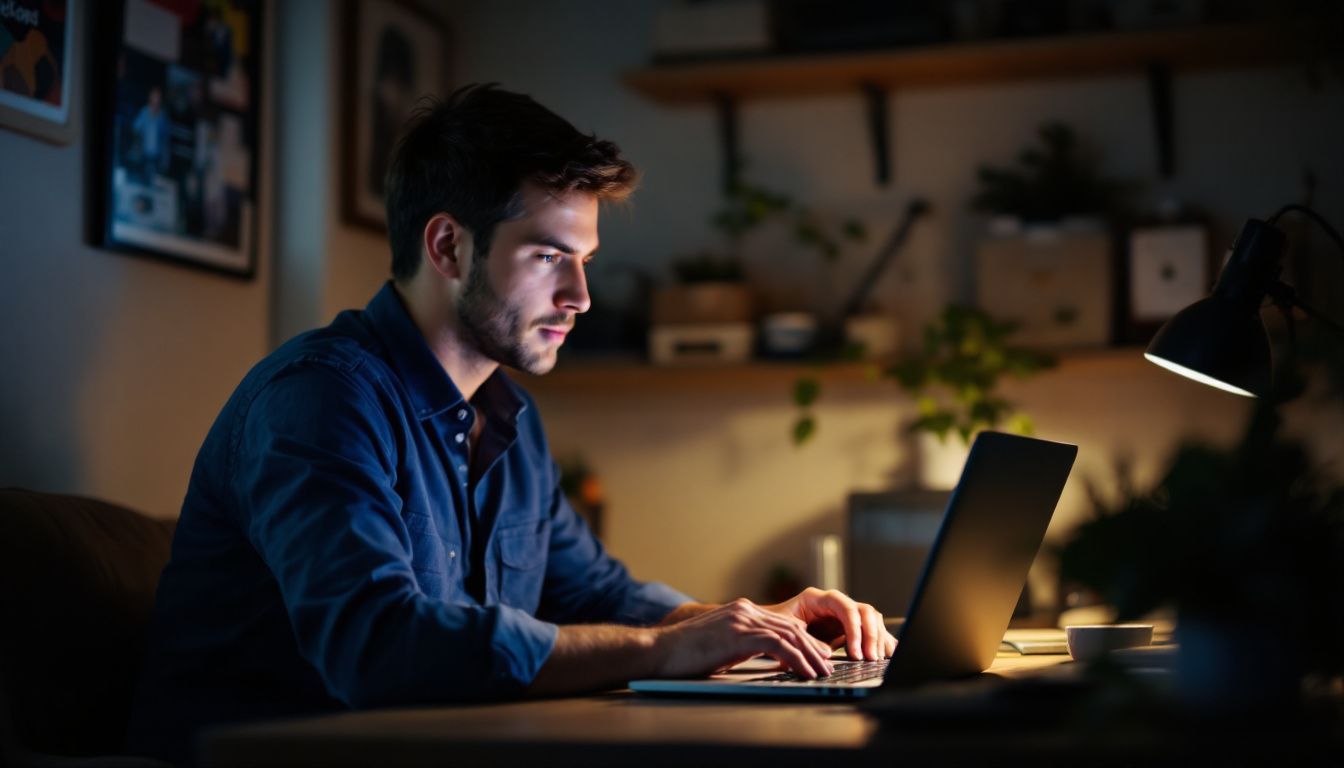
top-left (1144, 353), bottom-right (1258, 398)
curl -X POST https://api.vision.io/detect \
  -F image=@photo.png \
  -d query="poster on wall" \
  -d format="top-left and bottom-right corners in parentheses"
top-left (92, 0), bottom-right (261, 278)
top-left (0, 0), bottom-right (75, 144)
top-left (342, 0), bottom-right (450, 231)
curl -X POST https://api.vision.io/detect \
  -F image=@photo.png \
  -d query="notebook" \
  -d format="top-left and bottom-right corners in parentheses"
top-left (628, 431), bottom-right (1077, 699)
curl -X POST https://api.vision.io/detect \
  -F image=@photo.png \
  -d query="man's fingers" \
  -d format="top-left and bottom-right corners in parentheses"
top-left (884, 631), bottom-right (898, 658)
top-left (859, 604), bottom-right (883, 661)
top-left (756, 631), bottom-right (824, 679)
top-left (843, 605), bottom-right (864, 660)
top-left (757, 610), bottom-right (833, 674)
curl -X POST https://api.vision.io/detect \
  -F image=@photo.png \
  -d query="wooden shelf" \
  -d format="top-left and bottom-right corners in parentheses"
top-left (625, 23), bottom-right (1294, 104)
top-left (518, 347), bottom-right (1151, 397)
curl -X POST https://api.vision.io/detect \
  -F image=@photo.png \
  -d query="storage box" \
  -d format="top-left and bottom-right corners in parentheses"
top-left (649, 323), bottom-right (754, 366)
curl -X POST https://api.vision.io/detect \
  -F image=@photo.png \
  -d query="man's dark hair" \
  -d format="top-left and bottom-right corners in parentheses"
top-left (385, 83), bottom-right (638, 282)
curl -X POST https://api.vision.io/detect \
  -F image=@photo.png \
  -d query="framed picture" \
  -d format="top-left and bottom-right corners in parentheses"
top-left (90, 0), bottom-right (262, 278)
top-left (0, 0), bottom-right (76, 144)
top-left (1121, 224), bottom-right (1212, 343)
top-left (341, 0), bottom-right (450, 231)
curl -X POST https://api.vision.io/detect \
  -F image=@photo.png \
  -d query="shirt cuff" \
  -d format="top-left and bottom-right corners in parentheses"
top-left (612, 581), bottom-right (697, 626)
top-left (490, 604), bottom-right (560, 690)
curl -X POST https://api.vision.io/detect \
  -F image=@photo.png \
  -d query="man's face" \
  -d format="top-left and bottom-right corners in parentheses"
top-left (456, 183), bottom-right (597, 375)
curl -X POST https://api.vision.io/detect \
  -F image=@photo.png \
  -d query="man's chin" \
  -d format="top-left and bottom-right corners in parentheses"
top-left (513, 349), bottom-right (559, 376)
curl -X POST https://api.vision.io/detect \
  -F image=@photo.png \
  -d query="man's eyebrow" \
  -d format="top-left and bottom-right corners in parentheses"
top-left (526, 235), bottom-right (597, 257)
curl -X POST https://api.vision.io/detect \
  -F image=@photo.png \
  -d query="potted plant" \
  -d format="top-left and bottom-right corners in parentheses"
top-left (790, 305), bottom-right (1054, 488)
top-left (971, 121), bottom-right (1134, 349)
top-left (654, 177), bottom-right (866, 362)
top-left (1055, 395), bottom-right (1344, 713)
top-left (886, 304), bottom-right (1056, 487)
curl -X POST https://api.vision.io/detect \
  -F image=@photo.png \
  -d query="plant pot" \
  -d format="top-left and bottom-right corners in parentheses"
top-left (844, 314), bottom-right (899, 360)
top-left (914, 431), bottom-right (971, 490)
top-left (1175, 616), bottom-right (1303, 716)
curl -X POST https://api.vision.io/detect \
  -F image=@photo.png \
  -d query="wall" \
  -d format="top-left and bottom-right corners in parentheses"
top-left (441, 0), bottom-right (1344, 605)
top-left (0, 6), bottom-right (275, 519)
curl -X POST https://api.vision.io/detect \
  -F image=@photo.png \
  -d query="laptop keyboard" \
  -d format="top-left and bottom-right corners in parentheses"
top-left (750, 659), bottom-right (889, 686)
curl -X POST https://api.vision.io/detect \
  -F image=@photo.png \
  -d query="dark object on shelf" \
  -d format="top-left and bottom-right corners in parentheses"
top-left (994, 0), bottom-right (1070, 38)
top-left (770, 0), bottom-right (949, 54)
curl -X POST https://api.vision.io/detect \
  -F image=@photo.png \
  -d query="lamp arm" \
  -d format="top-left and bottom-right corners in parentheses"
top-left (1267, 281), bottom-right (1344, 344)
top-left (1291, 295), bottom-right (1344, 344)
top-left (1267, 203), bottom-right (1344, 264)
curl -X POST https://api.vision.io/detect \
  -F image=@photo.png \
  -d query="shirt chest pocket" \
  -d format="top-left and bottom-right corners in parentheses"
top-left (496, 520), bottom-right (549, 613)
top-left (405, 513), bottom-right (460, 601)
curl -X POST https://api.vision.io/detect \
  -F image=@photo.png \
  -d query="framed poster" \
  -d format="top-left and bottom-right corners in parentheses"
top-left (0, 0), bottom-right (76, 144)
top-left (1121, 224), bottom-right (1212, 343)
top-left (342, 0), bottom-right (450, 231)
top-left (90, 0), bottom-right (262, 278)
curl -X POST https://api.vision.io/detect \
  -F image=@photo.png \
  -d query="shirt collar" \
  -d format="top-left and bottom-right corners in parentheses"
top-left (363, 281), bottom-right (528, 424)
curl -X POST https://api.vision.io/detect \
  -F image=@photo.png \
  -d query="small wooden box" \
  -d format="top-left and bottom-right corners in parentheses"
top-left (649, 323), bottom-right (754, 366)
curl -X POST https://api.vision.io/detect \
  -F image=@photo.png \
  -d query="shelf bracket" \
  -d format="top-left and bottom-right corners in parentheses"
top-left (862, 83), bottom-right (891, 186)
top-left (1147, 61), bottom-right (1174, 179)
top-left (714, 93), bottom-right (740, 193)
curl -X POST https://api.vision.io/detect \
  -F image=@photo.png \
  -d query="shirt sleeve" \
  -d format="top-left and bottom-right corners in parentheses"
top-left (232, 362), bottom-right (558, 708)
top-left (535, 461), bottom-right (694, 626)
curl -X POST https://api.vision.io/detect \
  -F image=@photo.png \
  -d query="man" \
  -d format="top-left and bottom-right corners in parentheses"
top-left (127, 84), bottom-right (895, 764)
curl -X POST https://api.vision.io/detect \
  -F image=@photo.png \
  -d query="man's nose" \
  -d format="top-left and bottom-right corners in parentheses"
top-left (556, 260), bottom-right (591, 314)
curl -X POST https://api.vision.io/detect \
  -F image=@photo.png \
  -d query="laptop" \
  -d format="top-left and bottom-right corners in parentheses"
top-left (628, 430), bottom-right (1077, 699)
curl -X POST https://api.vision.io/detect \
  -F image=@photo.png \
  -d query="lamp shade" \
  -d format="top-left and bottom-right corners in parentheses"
top-left (1144, 218), bottom-right (1285, 398)
top-left (1144, 294), bottom-right (1271, 398)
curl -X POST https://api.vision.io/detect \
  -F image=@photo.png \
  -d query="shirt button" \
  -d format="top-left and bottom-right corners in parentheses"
top-left (458, 464), bottom-right (468, 474)
top-left (448, 550), bottom-right (457, 559)
top-left (457, 409), bottom-right (468, 421)
top-left (454, 433), bottom-right (465, 444)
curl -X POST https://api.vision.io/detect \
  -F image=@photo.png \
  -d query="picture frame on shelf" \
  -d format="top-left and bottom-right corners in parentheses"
top-left (0, 0), bottom-right (77, 145)
top-left (90, 0), bottom-right (263, 278)
top-left (1121, 224), bottom-right (1212, 343)
top-left (341, 0), bottom-right (450, 231)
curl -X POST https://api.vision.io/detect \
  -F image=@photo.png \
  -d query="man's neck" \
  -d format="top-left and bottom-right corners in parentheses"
top-left (393, 281), bottom-right (498, 401)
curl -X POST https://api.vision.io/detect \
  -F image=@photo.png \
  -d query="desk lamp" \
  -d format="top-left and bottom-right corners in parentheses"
top-left (1144, 204), bottom-right (1344, 397)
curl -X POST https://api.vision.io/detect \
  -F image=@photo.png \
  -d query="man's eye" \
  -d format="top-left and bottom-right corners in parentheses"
top-left (539, 253), bottom-right (558, 264)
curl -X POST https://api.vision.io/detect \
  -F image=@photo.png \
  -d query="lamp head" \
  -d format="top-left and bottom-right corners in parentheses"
top-left (1144, 219), bottom-right (1286, 398)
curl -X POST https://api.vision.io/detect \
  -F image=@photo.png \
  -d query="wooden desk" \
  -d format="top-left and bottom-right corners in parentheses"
top-left (199, 654), bottom-right (1338, 767)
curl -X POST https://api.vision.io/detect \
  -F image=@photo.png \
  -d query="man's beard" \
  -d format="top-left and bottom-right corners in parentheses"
top-left (456, 260), bottom-right (568, 375)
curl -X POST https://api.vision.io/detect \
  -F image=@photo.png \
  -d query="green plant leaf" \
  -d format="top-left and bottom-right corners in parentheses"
top-left (793, 376), bottom-right (821, 407)
top-left (793, 416), bottom-right (816, 445)
top-left (842, 219), bottom-right (867, 241)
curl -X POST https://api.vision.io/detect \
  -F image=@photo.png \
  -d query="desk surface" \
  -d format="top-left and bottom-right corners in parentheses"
top-left (199, 654), bottom-right (1338, 767)
top-left (200, 655), bottom-right (1064, 767)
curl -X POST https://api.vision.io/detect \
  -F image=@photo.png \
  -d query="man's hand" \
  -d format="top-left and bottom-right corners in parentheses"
top-left (651, 598), bottom-right (836, 679)
top-left (527, 589), bottom-right (895, 697)
top-left (764, 587), bottom-right (897, 661)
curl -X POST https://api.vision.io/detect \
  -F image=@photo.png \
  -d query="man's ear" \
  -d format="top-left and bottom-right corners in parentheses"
top-left (422, 213), bottom-right (472, 280)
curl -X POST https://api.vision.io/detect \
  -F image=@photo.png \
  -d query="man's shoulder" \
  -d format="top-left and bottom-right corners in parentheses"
top-left (239, 313), bottom-right (396, 405)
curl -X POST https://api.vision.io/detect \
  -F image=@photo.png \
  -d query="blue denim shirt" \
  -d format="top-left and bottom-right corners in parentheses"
top-left (127, 283), bottom-right (690, 763)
